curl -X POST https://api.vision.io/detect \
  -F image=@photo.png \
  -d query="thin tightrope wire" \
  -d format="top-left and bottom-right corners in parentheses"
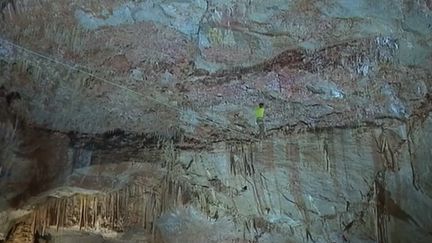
top-left (17, 35), bottom-right (334, 218)
top-left (0, 37), bottom-right (261, 142)
top-left (1, 39), bottom-right (311, 233)
top-left (3, 37), bottom-right (304, 158)
top-left (2, 41), bottom-right (311, 219)
top-left (1, 38), bottom-right (183, 112)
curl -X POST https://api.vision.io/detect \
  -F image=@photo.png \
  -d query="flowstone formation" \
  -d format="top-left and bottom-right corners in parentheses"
top-left (0, 0), bottom-right (432, 242)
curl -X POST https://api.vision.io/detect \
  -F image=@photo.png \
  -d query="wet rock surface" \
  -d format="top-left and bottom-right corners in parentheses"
top-left (0, 0), bottom-right (431, 242)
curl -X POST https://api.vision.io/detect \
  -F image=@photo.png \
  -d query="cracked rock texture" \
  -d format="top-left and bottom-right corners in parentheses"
top-left (0, 0), bottom-right (432, 242)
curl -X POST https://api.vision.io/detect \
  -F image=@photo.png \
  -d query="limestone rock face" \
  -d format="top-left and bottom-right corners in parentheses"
top-left (0, 0), bottom-right (431, 242)
top-left (1, 109), bottom-right (432, 242)
top-left (0, 0), bottom-right (431, 136)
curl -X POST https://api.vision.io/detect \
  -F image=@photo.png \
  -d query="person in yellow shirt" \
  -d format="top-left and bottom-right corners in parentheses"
top-left (255, 103), bottom-right (265, 138)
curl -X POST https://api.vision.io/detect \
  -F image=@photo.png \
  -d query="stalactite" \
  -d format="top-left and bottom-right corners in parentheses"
top-left (228, 143), bottom-right (259, 178)
top-left (84, 196), bottom-right (88, 229)
top-left (60, 199), bottom-right (65, 230)
top-left (230, 146), bottom-right (236, 175)
top-left (42, 205), bottom-right (48, 235)
top-left (19, 138), bottom-right (223, 238)
top-left (110, 193), bottom-right (114, 229)
top-left (30, 211), bottom-right (36, 237)
top-left (243, 146), bottom-right (250, 176)
top-left (143, 195), bottom-right (148, 229)
top-left (160, 180), bottom-right (166, 213)
top-left (151, 192), bottom-right (157, 235)
top-left (375, 172), bottom-right (389, 243)
top-left (79, 196), bottom-right (83, 230)
top-left (249, 143), bottom-right (256, 175)
top-left (89, 197), bottom-right (96, 228)
top-left (177, 185), bottom-right (182, 205)
top-left (55, 199), bottom-right (60, 231)
top-left (113, 193), bottom-right (116, 229)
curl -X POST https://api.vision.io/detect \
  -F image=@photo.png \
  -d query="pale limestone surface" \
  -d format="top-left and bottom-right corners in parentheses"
top-left (1, 113), bottom-right (431, 242)
top-left (0, 0), bottom-right (431, 242)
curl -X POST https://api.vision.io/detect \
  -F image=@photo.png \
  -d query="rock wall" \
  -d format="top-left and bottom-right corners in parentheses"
top-left (0, 0), bottom-right (431, 242)
top-left (0, 0), bottom-right (431, 139)
top-left (2, 116), bottom-right (431, 242)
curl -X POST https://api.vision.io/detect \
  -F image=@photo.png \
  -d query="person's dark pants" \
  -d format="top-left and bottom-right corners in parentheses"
top-left (256, 118), bottom-right (265, 138)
